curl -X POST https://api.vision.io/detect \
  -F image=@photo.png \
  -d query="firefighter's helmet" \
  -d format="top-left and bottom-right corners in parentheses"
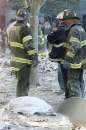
top-left (16, 8), bottom-right (28, 21)
top-left (57, 9), bottom-right (80, 20)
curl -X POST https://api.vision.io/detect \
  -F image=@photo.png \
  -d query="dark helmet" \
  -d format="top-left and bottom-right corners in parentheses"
top-left (57, 9), bottom-right (80, 20)
top-left (16, 8), bottom-right (28, 21)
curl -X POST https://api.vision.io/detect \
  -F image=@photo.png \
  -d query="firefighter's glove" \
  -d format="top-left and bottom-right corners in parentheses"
top-left (63, 60), bottom-right (70, 69)
top-left (32, 53), bottom-right (38, 67)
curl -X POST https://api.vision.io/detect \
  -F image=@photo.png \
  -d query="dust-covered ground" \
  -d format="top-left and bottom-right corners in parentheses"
top-left (0, 51), bottom-right (65, 108)
top-left (0, 51), bottom-right (86, 108)
top-left (0, 51), bottom-right (86, 130)
top-left (0, 51), bottom-right (72, 130)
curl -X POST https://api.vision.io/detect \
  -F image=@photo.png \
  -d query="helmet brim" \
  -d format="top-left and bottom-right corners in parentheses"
top-left (56, 11), bottom-right (80, 21)
top-left (16, 16), bottom-right (24, 21)
top-left (61, 16), bottom-right (80, 21)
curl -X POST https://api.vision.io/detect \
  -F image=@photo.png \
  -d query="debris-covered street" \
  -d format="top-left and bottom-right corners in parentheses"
top-left (0, 52), bottom-right (86, 130)
top-left (0, 51), bottom-right (64, 107)
top-left (0, 52), bottom-right (72, 130)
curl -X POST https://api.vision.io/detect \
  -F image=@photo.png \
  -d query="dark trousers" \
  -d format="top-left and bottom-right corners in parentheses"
top-left (60, 65), bottom-right (70, 98)
top-left (67, 69), bottom-right (85, 98)
top-left (16, 65), bottom-right (31, 97)
top-left (60, 65), bottom-right (85, 98)
top-left (58, 64), bottom-right (65, 91)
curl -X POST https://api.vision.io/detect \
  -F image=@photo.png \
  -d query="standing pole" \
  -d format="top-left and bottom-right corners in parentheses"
top-left (26, 0), bottom-right (46, 86)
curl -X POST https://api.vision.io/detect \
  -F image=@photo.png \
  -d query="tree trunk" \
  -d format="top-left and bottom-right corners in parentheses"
top-left (26, 0), bottom-right (46, 86)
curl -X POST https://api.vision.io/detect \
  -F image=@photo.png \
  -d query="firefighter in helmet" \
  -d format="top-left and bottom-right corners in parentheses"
top-left (57, 9), bottom-right (86, 98)
top-left (47, 17), bottom-right (66, 93)
top-left (7, 8), bottom-right (37, 97)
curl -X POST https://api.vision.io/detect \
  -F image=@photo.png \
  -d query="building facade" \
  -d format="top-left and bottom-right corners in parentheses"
top-left (0, 0), bottom-right (16, 29)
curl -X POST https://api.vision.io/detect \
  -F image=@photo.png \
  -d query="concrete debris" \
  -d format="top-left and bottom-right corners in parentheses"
top-left (3, 96), bottom-right (55, 116)
top-left (38, 54), bottom-right (58, 73)
top-left (0, 96), bottom-right (73, 130)
top-left (0, 52), bottom-right (85, 130)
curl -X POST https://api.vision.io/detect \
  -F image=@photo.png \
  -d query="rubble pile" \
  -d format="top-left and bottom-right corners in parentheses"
top-left (4, 96), bottom-right (55, 116)
top-left (38, 54), bottom-right (60, 90)
top-left (38, 54), bottom-right (58, 73)
top-left (0, 96), bottom-right (73, 130)
top-left (0, 52), bottom-right (85, 130)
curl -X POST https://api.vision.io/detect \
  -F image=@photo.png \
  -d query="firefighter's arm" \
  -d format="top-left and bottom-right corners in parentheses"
top-left (21, 26), bottom-right (37, 56)
top-left (62, 28), bottom-right (81, 69)
top-left (21, 25), bottom-right (38, 66)
top-left (66, 28), bottom-right (81, 59)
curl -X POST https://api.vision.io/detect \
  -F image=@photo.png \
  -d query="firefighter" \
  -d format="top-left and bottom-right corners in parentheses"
top-left (47, 19), bottom-right (66, 93)
top-left (7, 8), bottom-right (37, 97)
top-left (59, 9), bottom-right (86, 98)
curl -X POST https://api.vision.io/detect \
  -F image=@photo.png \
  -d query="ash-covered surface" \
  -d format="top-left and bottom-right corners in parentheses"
top-left (0, 96), bottom-right (72, 130)
top-left (0, 52), bottom-right (72, 130)
top-left (0, 52), bottom-right (85, 130)
top-left (0, 52), bottom-right (64, 107)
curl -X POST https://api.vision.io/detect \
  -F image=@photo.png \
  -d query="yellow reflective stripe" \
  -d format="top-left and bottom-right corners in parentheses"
top-left (27, 49), bottom-right (36, 55)
top-left (11, 57), bottom-right (32, 64)
top-left (60, 60), bottom-right (64, 64)
top-left (23, 35), bottom-right (32, 43)
top-left (64, 42), bottom-right (69, 48)
top-left (11, 67), bottom-right (20, 71)
top-left (70, 63), bottom-right (81, 69)
top-left (81, 40), bottom-right (86, 47)
top-left (61, 60), bottom-right (81, 69)
top-left (81, 59), bottom-right (86, 65)
top-left (69, 36), bottom-right (80, 43)
top-left (10, 42), bottom-right (24, 49)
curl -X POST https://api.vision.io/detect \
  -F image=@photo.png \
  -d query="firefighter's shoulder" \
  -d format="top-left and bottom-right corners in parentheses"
top-left (70, 24), bottom-right (85, 35)
top-left (20, 23), bottom-right (31, 36)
